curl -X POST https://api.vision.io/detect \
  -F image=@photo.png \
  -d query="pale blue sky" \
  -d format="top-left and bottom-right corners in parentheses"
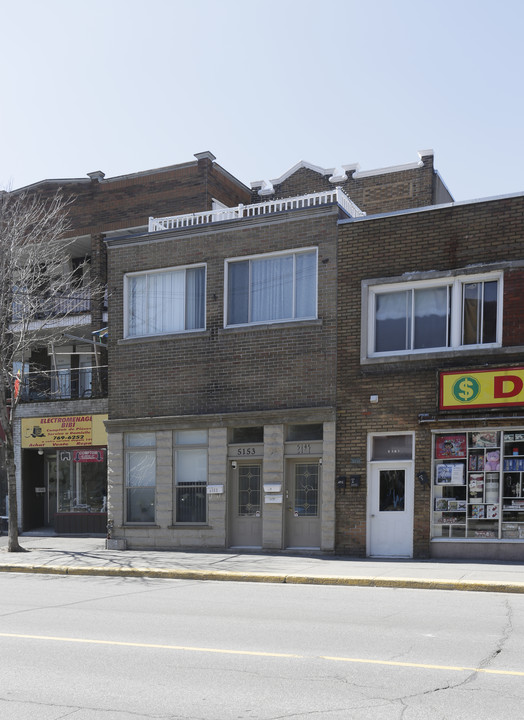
top-left (1, 0), bottom-right (523, 202)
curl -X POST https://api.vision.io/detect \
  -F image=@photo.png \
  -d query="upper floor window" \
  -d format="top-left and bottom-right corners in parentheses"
top-left (125, 265), bottom-right (205, 338)
top-left (226, 248), bottom-right (317, 327)
top-left (366, 272), bottom-right (502, 357)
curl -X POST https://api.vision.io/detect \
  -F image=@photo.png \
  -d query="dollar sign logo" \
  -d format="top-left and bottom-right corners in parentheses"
top-left (452, 376), bottom-right (480, 403)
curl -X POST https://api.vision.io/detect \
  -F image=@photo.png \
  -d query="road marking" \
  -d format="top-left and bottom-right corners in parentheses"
top-left (321, 656), bottom-right (524, 677)
top-left (1, 632), bottom-right (523, 677)
top-left (0, 632), bottom-right (301, 659)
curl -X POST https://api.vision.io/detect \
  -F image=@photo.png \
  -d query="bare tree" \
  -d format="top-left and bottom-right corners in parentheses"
top-left (0, 189), bottom-right (101, 551)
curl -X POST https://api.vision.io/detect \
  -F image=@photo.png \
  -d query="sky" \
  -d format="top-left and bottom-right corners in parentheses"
top-left (1, 0), bottom-right (523, 203)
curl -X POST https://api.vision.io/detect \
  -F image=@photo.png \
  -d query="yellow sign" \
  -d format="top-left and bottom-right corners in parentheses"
top-left (21, 414), bottom-right (108, 449)
top-left (440, 368), bottom-right (524, 410)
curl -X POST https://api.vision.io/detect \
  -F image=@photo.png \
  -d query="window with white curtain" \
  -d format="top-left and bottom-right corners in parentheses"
top-left (125, 265), bottom-right (205, 338)
top-left (367, 272), bottom-right (502, 357)
top-left (226, 249), bottom-right (317, 327)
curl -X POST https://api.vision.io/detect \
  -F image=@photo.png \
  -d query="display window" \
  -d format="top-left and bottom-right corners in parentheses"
top-left (432, 429), bottom-right (524, 540)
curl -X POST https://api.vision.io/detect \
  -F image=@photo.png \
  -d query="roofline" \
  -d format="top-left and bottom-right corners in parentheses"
top-left (338, 189), bottom-right (524, 225)
top-left (251, 151), bottom-right (435, 190)
top-left (6, 154), bottom-right (250, 195)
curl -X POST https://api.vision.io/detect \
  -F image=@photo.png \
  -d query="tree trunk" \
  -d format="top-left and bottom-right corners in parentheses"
top-left (4, 429), bottom-right (25, 552)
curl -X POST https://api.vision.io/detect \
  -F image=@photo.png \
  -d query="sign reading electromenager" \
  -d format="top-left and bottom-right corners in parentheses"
top-left (440, 368), bottom-right (524, 410)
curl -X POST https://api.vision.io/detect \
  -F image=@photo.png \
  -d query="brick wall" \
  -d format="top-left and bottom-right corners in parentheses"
top-left (336, 194), bottom-right (524, 556)
top-left (19, 159), bottom-right (250, 239)
top-left (107, 208), bottom-right (339, 420)
top-left (251, 154), bottom-right (438, 215)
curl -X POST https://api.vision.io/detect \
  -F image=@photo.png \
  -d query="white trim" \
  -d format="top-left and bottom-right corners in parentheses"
top-left (251, 160), bottom-right (334, 191)
top-left (353, 159), bottom-right (423, 179)
top-left (362, 271), bottom-right (503, 361)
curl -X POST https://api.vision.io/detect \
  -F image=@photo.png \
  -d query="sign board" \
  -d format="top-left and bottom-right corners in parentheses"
top-left (440, 368), bottom-right (524, 410)
top-left (73, 449), bottom-right (105, 463)
top-left (21, 414), bottom-right (108, 449)
top-left (263, 484), bottom-right (282, 493)
top-left (206, 485), bottom-right (224, 495)
top-left (264, 494), bottom-right (283, 504)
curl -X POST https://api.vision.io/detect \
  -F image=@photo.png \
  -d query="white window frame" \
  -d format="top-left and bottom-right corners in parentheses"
top-left (363, 271), bottom-right (503, 359)
top-left (123, 263), bottom-right (206, 339)
top-left (224, 247), bottom-right (318, 328)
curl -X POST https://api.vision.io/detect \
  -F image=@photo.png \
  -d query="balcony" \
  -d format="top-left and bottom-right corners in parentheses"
top-left (11, 288), bottom-right (92, 323)
top-left (17, 366), bottom-right (108, 403)
top-left (148, 187), bottom-right (365, 232)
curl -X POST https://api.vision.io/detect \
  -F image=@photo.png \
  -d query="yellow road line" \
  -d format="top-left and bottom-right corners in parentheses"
top-left (321, 655), bottom-right (524, 677)
top-left (1, 632), bottom-right (523, 677)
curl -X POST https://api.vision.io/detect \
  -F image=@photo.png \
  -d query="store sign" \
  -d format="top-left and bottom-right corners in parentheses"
top-left (440, 368), bottom-right (524, 410)
top-left (21, 414), bottom-right (108, 449)
top-left (73, 449), bottom-right (105, 463)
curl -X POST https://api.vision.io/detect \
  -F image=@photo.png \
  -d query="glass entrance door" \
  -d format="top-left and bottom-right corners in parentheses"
top-left (285, 461), bottom-right (321, 549)
top-left (229, 463), bottom-right (262, 548)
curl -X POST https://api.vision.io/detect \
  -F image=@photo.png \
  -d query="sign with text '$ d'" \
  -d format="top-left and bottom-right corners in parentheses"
top-left (440, 367), bottom-right (524, 410)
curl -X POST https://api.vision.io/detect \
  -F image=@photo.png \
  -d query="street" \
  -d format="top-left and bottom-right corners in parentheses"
top-left (0, 573), bottom-right (523, 719)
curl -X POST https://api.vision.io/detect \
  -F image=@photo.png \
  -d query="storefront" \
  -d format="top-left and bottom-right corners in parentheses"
top-left (106, 414), bottom-right (336, 551)
top-left (21, 414), bottom-right (108, 534)
top-left (429, 367), bottom-right (524, 560)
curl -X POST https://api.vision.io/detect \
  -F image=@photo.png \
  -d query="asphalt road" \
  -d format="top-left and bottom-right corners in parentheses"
top-left (0, 572), bottom-right (523, 719)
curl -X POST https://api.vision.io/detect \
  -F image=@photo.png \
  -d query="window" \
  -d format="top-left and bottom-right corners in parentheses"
top-left (174, 430), bottom-right (208, 523)
top-left (226, 249), bottom-right (317, 326)
top-left (366, 273), bottom-right (501, 357)
top-left (287, 424), bottom-right (324, 442)
top-left (125, 433), bottom-right (156, 523)
top-left (125, 265), bottom-right (205, 338)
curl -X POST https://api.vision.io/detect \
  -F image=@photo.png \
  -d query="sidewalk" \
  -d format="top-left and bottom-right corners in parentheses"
top-left (1, 534), bottom-right (523, 593)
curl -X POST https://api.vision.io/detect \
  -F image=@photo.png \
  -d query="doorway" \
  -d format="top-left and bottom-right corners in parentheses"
top-left (285, 460), bottom-right (321, 549)
top-left (368, 462), bottom-right (414, 557)
top-left (229, 462), bottom-right (262, 548)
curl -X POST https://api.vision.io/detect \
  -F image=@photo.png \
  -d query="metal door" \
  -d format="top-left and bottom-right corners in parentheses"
top-left (285, 461), bottom-right (321, 548)
top-left (368, 462), bottom-right (413, 557)
top-left (229, 463), bottom-right (262, 548)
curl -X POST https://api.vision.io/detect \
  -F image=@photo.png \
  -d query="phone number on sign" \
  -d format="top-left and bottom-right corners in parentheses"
top-left (50, 434), bottom-right (86, 441)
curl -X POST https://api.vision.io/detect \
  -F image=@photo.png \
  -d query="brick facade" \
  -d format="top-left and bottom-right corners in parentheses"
top-left (107, 208), bottom-right (339, 419)
top-left (251, 152), bottom-right (450, 215)
top-left (336, 194), bottom-right (524, 559)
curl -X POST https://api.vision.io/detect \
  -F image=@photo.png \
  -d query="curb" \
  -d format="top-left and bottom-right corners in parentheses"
top-left (1, 564), bottom-right (524, 593)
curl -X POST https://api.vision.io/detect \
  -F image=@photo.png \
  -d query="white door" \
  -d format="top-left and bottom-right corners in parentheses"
top-left (368, 462), bottom-right (413, 557)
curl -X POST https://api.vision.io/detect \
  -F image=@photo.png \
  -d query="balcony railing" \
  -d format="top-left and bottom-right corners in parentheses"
top-left (11, 288), bottom-right (92, 323)
top-left (148, 187), bottom-right (366, 232)
top-left (17, 366), bottom-right (108, 403)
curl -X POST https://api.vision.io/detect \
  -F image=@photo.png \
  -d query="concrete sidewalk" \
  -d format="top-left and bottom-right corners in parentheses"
top-left (0, 534), bottom-right (523, 594)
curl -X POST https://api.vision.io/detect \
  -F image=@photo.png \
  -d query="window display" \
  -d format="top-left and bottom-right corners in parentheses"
top-left (432, 430), bottom-right (524, 540)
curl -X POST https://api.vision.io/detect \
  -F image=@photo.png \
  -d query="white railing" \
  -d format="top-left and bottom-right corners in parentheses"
top-left (148, 187), bottom-right (365, 232)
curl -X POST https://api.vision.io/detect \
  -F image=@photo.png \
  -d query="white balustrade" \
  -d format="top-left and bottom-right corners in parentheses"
top-left (148, 188), bottom-right (365, 232)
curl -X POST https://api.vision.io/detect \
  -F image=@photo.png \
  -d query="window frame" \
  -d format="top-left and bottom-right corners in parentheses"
top-left (173, 430), bottom-right (209, 525)
top-left (224, 247), bottom-right (318, 328)
top-left (124, 433), bottom-right (156, 525)
top-left (123, 263), bottom-right (206, 339)
top-left (363, 271), bottom-right (503, 359)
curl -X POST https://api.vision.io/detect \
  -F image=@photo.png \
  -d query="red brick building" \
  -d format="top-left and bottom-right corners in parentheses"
top-left (104, 150), bottom-right (454, 551)
top-left (11, 152), bottom-right (249, 533)
top-left (337, 192), bottom-right (524, 560)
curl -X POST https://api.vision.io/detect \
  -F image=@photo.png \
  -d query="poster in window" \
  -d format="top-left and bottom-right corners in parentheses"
top-left (469, 431), bottom-right (499, 448)
top-left (435, 434), bottom-right (467, 459)
top-left (436, 463), bottom-right (465, 484)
